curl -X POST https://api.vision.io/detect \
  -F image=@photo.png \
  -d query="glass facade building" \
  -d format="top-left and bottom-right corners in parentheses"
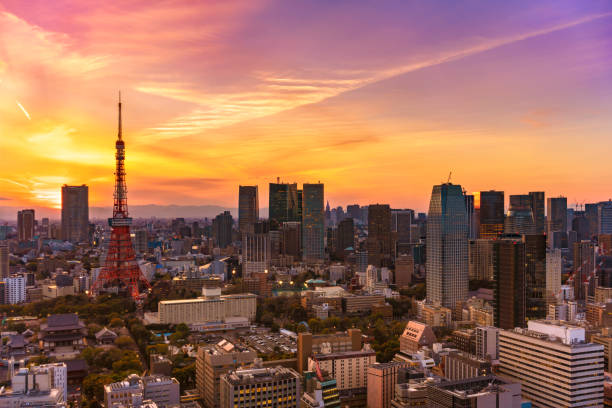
top-left (426, 183), bottom-right (469, 309)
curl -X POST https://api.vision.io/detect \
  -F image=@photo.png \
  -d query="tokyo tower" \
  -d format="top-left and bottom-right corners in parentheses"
top-left (91, 93), bottom-right (151, 300)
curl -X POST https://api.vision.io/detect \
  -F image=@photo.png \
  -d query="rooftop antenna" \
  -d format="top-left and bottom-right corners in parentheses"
top-left (118, 90), bottom-right (122, 140)
top-left (447, 171), bottom-right (452, 184)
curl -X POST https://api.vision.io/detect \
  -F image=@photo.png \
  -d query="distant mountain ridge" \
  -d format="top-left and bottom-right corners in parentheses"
top-left (0, 205), bottom-right (270, 222)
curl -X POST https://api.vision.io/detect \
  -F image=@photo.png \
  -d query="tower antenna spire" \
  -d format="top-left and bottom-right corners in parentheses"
top-left (118, 91), bottom-right (122, 140)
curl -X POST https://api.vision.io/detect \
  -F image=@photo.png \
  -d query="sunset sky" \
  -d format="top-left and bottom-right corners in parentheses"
top-left (1, 0), bottom-right (612, 214)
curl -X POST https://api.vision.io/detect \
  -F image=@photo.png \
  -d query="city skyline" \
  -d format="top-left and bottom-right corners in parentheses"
top-left (1, 1), bottom-right (612, 213)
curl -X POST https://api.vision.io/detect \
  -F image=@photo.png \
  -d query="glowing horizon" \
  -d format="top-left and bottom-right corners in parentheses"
top-left (1, 1), bottom-right (612, 214)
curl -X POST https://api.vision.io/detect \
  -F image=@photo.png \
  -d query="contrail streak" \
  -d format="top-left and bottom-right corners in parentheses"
top-left (16, 100), bottom-right (31, 120)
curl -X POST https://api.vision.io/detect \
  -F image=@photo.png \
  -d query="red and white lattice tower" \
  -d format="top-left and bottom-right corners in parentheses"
top-left (91, 93), bottom-right (151, 300)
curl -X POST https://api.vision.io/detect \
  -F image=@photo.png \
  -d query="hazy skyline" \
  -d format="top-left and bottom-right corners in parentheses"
top-left (1, 0), bottom-right (612, 213)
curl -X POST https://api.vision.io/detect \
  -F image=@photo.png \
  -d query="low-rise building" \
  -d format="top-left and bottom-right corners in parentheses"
top-left (104, 374), bottom-right (180, 408)
top-left (308, 347), bottom-right (376, 391)
top-left (426, 376), bottom-right (521, 407)
top-left (399, 321), bottom-right (436, 354)
top-left (158, 288), bottom-right (256, 325)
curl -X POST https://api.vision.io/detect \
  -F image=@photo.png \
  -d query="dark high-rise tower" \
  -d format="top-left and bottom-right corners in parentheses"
top-left (547, 196), bottom-right (567, 248)
top-left (367, 204), bottom-right (392, 267)
top-left (529, 192), bottom-right (545, 234)
top-left (494, 237), bottom-right (526, 329)
top-left (302, 183), bottom-right (325, 262)
top-left (17, 209), bottom-right (35, 242)
top-left (269, 181), bottom-right (299, 226)
top-left (61, 185), bottom-right (89, 243)
top-left (524, 234), bottom-right (546, 320)
top-left (238, 185), bottom-right (259, 234)
top-left (479, 191), bottom-right (504, 239)
top-left (91, 94), bottom-right (150, 300)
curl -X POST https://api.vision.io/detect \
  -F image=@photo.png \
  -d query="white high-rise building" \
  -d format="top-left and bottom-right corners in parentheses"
top-left (426, 183), bottom-right (469, 308)
top-left (475, 326), bottom-right (499, 360)
top-left (499, 320), bottom-right (604, 407)
top-left (4, 275), bottom-right (26, 304)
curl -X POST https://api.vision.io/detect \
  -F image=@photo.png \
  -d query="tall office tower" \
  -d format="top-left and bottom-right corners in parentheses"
top-left (61, 185), bottom-right (89, 243)
top-left (571, 211), bottom-right (590, 241)
top-left (468, 239), bottom-right (495, 281)
top-left (585, 203), bottom-right (600, 238)
top-left (426, 183), bottom-right (469, 309)
top-left (280, 222), bottom-right (301, 261)
top-left (498, 320), bottom-right (604, 408)
top-left (238, 185), bottom-right (258, 234)
top-left (212, 211), bottom-right (233, 248)
top-left (268, 181), bottom-right (299, 226)
top-left (391, 209), bottom-right (413, 245)
top-left (547, 196), bottom-right (567, 248)
top-left (598, 201), bottom-right (612, 234)
top-left (524, 234), bottom-right (547, 320)
top-left (464, 194), bottom-right (477, 240)
top-left (479, 190), bottom-right (504, 239)
top-left (220, 366), bottom-right (301, 408)
top-left (566, 208), bottom-right (575, 233)
top-left (367, 204), bottom-right (392, 268)
top-left (509, 194), bottom-right (531, 209)
top-left (395, 253), bottom-right (414, 289)
top-left (0, 244), bottom-right (8, 279)
top-left (41, 217), bottom-right (50, 238)
top-left (336, 217), bottom-right (354, 260)
top-left (573, 241), bottom-right (595, 303)
top-left (302, 183), bottom-right (324, 263)
top-left (529, 191), bottom-right (546, 234)
top-left (347, 204), bottom-right (361, 223)
top-left (494, 237), bottom-right (526, 329)
top-left (17, 209), bottom-right (35, 241)
top-left (242, 221), bottom-right (271, 277)
top-left (504, 195), bottom-right (535, 235)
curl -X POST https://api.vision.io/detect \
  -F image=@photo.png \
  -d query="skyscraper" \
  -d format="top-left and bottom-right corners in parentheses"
top-left (494, 237), bottom-right (526, 329)
top-left (547, 196), bottom-right (567, 248)
top-left (529, 191), bottom-right (546, 234)
top-left (573, 240), bottom-right (595, 303)
top-left (464, 194), bottom-right (477, 240)
top-left (336, 217), bottom-right (354, 260)
top-left (0, 244), bottom-right (8, 279)
top-left (524, 234), bottom-right (547, 320)
top-left (479, 191), bottom-right (504, 239)
top-left (426, 183), bottom-right (469, 309)
top-left (17, 209), bottom-right (35, 242)
top-left (213, 211), bottom-right (233, 248)
top-left (598, 200), bottom-right (612, 234)
top-left (238, 185), bottom-right (259, 234)
top-left (302, 183), bottom-right (324, 263)
top-left (242, 221), bottom-right (271, 277)
top-left (504, 197), bottom-right (535, 236)
top-left (367, 204), bottom-right (392, 267)
top-left (61, 185), bottom-right (89, 243)
top-left (269, 181), bottom-right (299, 226)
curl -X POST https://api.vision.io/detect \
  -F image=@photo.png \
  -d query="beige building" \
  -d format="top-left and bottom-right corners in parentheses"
top-left (220, 366), bottom-right (300, 408)
top-left (344, 294), bottom-right (386, 314)
top-left (104, 374), bottom-right (180, 408)
top-left (158, 288), bottom-right (256, 324)
top-left (308, 347), bottom-right (376, 391)
top-left (42, 282), bottom-right (75, 299)
top-left (367, 362), bottom-right (410, 408)
top-left (196, 340), bottom-right (258, 408)
top-left (420, 304), bottom-right (452, 327)
top-left (499, 320), bottom-right (604, 407)
top-left (297, 329), bottom-right (362, 374)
